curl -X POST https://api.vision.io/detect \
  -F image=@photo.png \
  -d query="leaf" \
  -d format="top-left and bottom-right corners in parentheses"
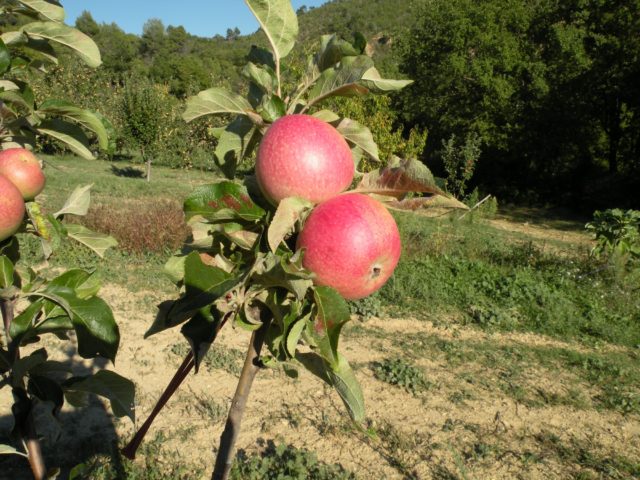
top-left (306, 55), bottom-right (373, 109)
top-left (312, 286), bottom-right (351, 367)
top-left (36, 119), bottom-right (93, 159)
top-left (213, 116), bottom-right (257, 179)
top-left (146, 252), bottom-right (237, 336)
top-left (18, 0), bottom-right (65, 22)
top-left (268, 196), bottom-right (313, 253)
top-left (242, 61), bottom-right (276, 94)
top-left (257, 94), bottom-right (286, 123)
top-left (312, 109), bottom-right (340, 122)
top-left (327, 353), bottom-right (365, 422)
top-left (385, 196), bottom-right (469, 214)
top-left (181, 307), bottom-right (223, 373)
top-left (0, 444), bottom-right (27, 457)
top-left (65, 224), bottom-right (118, 258)
top-left (22, 21), bottom-right (101, 68)
top-left (48, 268), bottom-right (100, 299)
top-left (0, 255), bottom-right (13, 288)
top-left (37, 100), bottom-right (109, 150)
top-left (317, 34), bottom-right (361, 71)
top-left (285, 317), bottom-right (306, 357)
top-left (184, 181), bottom-right (266, 222)
top-left (63, 370), bottom-right (135, 421)
top-left (183, 88), bottom-right (253, 123)
top-left (0, 39), bottom-right (10, 73)
top-left (48, 288), bottom-right (119, 362)
top-left (355, 158), bottom-right (446, 199)
top-left (245, 0), bottom-right (298, 60)
top-left (335, 118), bottom-right (379, 162)
top-left (9, 301), bottom-right (44, 347)
top-left (11, 348), bottom-right (47, 387)
top-left (53, 183), bottom-right (92, 218)
top-left (360, 67), bottom-right (413, 92)
top-left (27, 375), bottom-right (64, 416)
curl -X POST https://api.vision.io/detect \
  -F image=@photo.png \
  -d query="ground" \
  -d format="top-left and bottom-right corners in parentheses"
top-left (1, 158), bottom-right (638, 479)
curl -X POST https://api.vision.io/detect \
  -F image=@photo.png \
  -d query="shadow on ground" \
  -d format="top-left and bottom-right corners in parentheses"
top-left (0, 347), bottom-right (124, 480)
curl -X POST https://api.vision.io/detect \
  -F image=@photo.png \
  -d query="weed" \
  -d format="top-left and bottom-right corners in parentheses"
top-left (348, 292), bottom-right (382, 320)
top-left (193, 392), bottom-right (227, 424)
top-left (170, 342), bottom-right (244, 376)
top-left (371, 358), bottom-right (430, 395)
top-left (230, 439), bottom-right (356, 480)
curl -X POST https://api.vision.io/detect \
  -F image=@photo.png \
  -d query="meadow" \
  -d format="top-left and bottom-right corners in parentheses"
top-left (1, 156), bottom-right (638, 479)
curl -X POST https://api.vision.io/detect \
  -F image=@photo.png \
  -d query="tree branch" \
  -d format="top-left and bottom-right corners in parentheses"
top-left (211, 317), bottom-right (272, 480)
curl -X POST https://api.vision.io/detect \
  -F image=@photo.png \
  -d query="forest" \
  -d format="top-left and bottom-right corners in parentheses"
top-left (18, 0), bottom-right (640, 208)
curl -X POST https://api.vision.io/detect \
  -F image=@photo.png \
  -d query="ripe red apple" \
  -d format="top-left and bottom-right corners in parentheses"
top-left (0, 174), bottom-right (26, 241)
top-left (296, 193), bottom-right (401, 300)
top-left (255, 114), bottom-right (354, 204)
top-left (0, 148), bottom-right (46, 200)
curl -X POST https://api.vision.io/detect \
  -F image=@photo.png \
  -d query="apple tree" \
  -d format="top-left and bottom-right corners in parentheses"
top-left (1, 2), bottom-right (133, 479)
top-left (121, 1), bottom-right (468, 478)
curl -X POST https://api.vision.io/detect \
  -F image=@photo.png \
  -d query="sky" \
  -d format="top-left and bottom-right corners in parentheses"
top-left (61, 1), bottom-right (329, 38)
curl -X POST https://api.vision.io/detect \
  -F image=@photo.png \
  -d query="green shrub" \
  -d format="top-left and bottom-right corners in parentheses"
top-left (230, 440), bottom-right (356, 480)
top-left (371, 358), bottom-right (430, 395)
top-left (586, 208), bottom-right (640, 261)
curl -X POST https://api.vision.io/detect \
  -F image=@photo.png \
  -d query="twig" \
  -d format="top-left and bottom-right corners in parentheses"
top-left (211, 317), bottom-right (272, 480)
top-left (121, 313), bottom-right (230, 459)
top-left (457, 194), bottom-right (492, 220)
top-left (1, 298), bottom-right (47, 479)
top-left (121, 352), bottom-right (195, 460)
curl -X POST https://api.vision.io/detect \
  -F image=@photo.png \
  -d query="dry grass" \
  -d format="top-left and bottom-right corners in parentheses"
top-left (80, 199), bottom-right (189, 254)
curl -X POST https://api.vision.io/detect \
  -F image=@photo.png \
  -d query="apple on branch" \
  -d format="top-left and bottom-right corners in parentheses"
top-left (0, 174), bottom-right (26, 241)
top-left (255, 114), bottom-right (354, 205)
top-left (296, 192), bottom-right (401, 300)
top-left (0, 148), bottom-right (46, 201)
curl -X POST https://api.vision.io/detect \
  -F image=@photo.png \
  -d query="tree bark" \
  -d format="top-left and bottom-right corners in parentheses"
top-left (211, 318), bottom-right (272, 480)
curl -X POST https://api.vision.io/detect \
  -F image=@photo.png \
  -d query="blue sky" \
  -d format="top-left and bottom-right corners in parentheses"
top-left (61, 1), bottom-right (328, 38)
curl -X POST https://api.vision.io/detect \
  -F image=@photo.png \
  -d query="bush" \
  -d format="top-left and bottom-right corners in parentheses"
top-left (585, 209), bottom-right (640, 261)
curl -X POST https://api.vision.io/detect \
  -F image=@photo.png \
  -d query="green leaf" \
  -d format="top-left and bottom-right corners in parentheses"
top-left (65, 224), bottom-right (118, 258)
top-left (359, 67), bottom-right (413, 92)
top-left (245, 0), bottom-right (298, 60)
top-left (0, 39), bottom-right (10, 73)
top-left (49, 288), bottom-right (119, 362)
top-left (213, 116), bottom-right (257, 179)
top-left (268, 196), bottom-right (313, 252)
top-left (257, 94), bottom-right (286, 123)
top-left (11, 348), bottom-right (47, 387)
top-left (0, 31), bottom-right (26, 46)
top-left (48, 269), bottom-right (99, 299)
top-left (63, 370), bottom-right (135, 421)
top-left (184, 182), bottom-right (266, 222)
top-left (285, 317), bottom-right (306, 357)
top-left (385, 196), bottom-right (469, 214)
top-left (0, 444), bottom-right (27, 457)
top-left (312, 109), bottom-right (340, 122)
top-left (327, 353), bottom-right (365, 422)
top-left (0, 255), bottom-right (13, 288)
top-left (242, 61), bottom-right (276, 94)
top-left (10, 300), bottom-right (44, 347)
top-left (146, 252), bottom-right (237, 336)
top-left (53, 183), bottom-right (92, 218)
top-left (306, 55), bottom-right (373, 110)
top-left (335, 118), bottom-right (380, 163)
top-left (183, 88), bottom-right (253, 123)
top-left (317, 34), bottom-right (360, 71)
top-left (37, 100), bottom-right (109, 150)
top-left (22, 21), bottom-right (101, 68)
top-left (18, 0), bottom-right (65, 22)
top-left (36, 119), bottom-right (94, 159)
top-left (28, 375), bottom-right (64, 416)
top-left (181, 307), bottom-right (223, 372)
top-left (312, 286), bottom-right (351, 367)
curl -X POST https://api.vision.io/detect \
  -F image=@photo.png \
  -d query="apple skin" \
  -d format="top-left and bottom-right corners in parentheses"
top-left (0, 174), bottom-right (26, 241)
top-left (0, 148), bottom-right (46, 200)
top-left (255, 115), bottom-right (354, 204)
top-left (296, 193), bottom-right (401, 300)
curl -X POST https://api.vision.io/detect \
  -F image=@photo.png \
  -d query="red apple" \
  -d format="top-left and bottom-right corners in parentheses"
top-left (0, 174), bottom-right (26, 241)
top-left (0, 148), bottom-right (46, 200)
top-left (255, 114), bottom-right (354, 204)
top-left (296, 193), bottom-right (401, 300)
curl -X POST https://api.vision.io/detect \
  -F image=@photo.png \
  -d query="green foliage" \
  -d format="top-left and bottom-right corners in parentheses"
top-left (348, 292), bottom-right (382, 320)
top-left (121, 80), bottom-right (164, 158)
top-left (230, 440), bottom-right (357, 480)
top-left (441, 132), bottom-right (482, 198)
top-left (371, 358), bottom-right (429, 395)
top-left (586, 209), bottom-right (640, 261)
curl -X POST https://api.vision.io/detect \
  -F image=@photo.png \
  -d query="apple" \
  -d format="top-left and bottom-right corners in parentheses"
top-left (0, 148), bottom-right (46, 200)
top-left (0, 174), bottom-right (26, 241)
top-left (296, 193), bottom-right (401, 300)
top-left (255, 114), bottom-right (354, 204)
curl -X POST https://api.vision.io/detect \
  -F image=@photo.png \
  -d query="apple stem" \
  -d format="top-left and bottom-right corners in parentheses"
top-left (211, 316), bottom-right (272, 480)
top-left (1, 298), bottom-right (47, 480)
